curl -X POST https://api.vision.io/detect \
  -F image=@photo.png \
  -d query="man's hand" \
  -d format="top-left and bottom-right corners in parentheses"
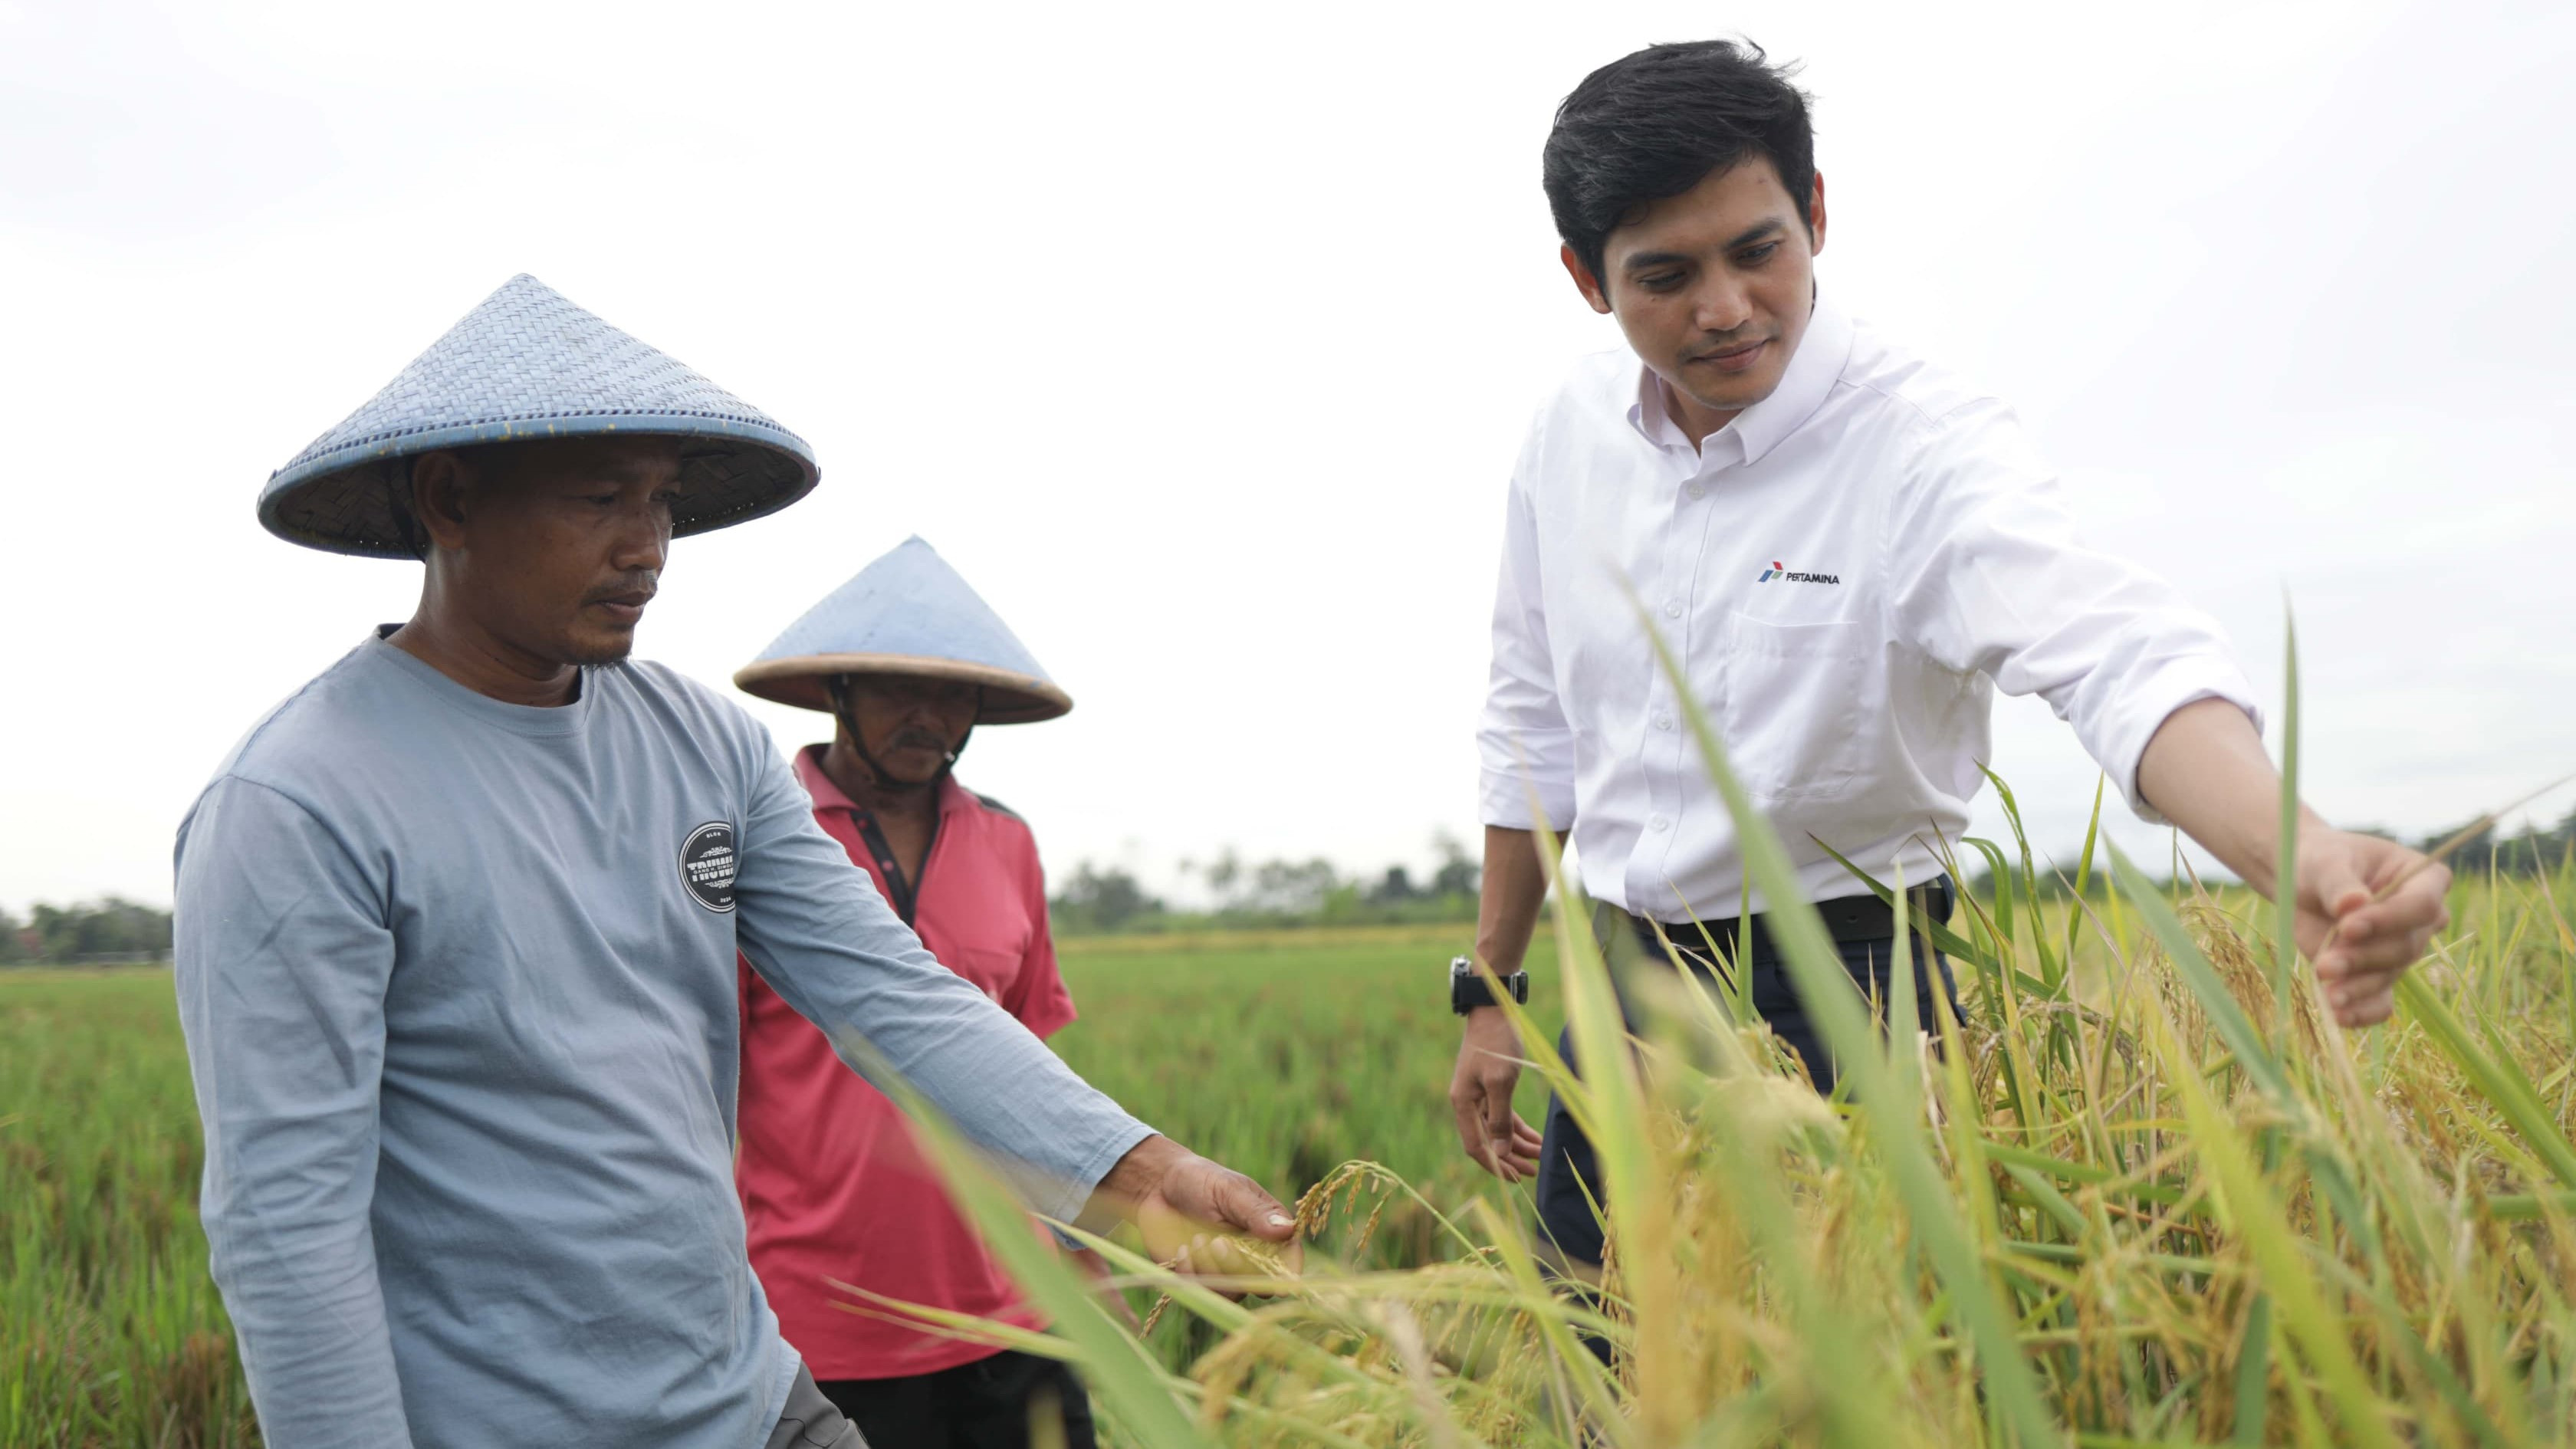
top-left (1083, 1135), bottom-right (1296, 1282)
top-left (2295, 828), bottom-right (2452, 1028)
top-left (1451, 1007), bottom-right (1543, 1181)
top-left (2138, 699), bottom-right (2453, 1030)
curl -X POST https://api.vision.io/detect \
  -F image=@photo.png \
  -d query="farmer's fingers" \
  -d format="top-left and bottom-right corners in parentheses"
top-left (1211, 1171), bottom-right (1296, 1243)
top-left (1168, 1226), bottom-right (1301, 1288)
top-left (1145, 1153), bottom-right (1293, 1244)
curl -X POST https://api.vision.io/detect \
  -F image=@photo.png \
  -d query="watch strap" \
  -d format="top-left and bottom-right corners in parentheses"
top-left (1450, 957), bottom-right (1529, 1014)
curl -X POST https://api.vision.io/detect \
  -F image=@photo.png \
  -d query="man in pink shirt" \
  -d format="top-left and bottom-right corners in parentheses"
top-left (733, 537), bottom-right (1110, 1447)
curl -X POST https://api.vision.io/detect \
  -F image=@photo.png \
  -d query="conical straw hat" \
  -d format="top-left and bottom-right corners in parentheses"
top-left (260, 274), bottom-right (818, 557)
top-left (735, 537), bottom-right (1072, 724)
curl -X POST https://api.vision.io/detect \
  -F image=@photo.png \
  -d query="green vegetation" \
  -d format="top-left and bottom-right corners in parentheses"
top-left (11, 782), bottom-right (2576, 1442)
top-left (1048, 839), bottom-right (1482, 935)
top-left (876, 620), bottom-right (2576, 1447)
top-left (1051, 926), bottom-right (1562, 1280)
top-left (0, 931), bottom-right (1549, 1447)
top-left (900, 860), bottom-right (2576, 1448)
top-left (2, 970), bottom-right (251, 1447)
top-left (0, 899), bottom-right (172, 965)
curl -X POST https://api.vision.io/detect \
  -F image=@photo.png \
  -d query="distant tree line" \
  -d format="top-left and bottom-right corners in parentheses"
top-left (1050, 833), bottom-right (1482, 935)
top-left (0, 897), bottom-right (175, 965)
top-left (1978, 809), bottom-right (2576, 902)
top-left (2419, 809), bottom-right (2576, 877)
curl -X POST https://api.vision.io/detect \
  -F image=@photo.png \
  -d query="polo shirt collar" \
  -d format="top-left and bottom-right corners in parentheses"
top-left (793, 744), bottom-right (971, 820)
top-left (1626, 288), bottom-right (1855, 466)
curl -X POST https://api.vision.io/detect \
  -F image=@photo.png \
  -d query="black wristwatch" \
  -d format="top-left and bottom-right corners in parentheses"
top-left (1450, 954), bottom-right (1530, 1014)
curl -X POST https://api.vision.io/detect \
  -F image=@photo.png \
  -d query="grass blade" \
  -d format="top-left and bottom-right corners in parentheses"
top-left (848, 1037), bottom-right (1210, 1449)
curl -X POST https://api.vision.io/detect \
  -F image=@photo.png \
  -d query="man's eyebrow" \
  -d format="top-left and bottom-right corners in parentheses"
top-left (1620, 219), bottom-right (1789, 271)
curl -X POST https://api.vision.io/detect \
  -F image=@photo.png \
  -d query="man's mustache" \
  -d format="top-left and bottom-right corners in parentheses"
top-left (889, 729), bottom-right (955, 754)
top-left (583, 571), bottom-right (660, 605)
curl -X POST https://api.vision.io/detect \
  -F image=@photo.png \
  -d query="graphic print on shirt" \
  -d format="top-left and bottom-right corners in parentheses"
top-left (1756, 560), bottom-right (1841, 584)
top-left (678, 820), bottom-right (738, 912)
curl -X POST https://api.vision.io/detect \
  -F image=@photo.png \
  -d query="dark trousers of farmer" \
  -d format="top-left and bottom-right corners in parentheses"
top-left (768, 1365), bottom-right (868, 1447)
top-left (1533, 880), bottom-right (1960, 1273)
top-left (820, 1349), bottom-right (1099, 1449)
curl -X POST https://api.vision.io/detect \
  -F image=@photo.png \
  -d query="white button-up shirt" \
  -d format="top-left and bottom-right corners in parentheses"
top-left (1478, 292), bottom-right (2258, 920)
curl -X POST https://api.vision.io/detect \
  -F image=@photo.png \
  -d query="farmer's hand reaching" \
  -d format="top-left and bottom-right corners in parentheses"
top-left (2292, 828), bottom-right (2452, 1028)
top-left (1083, 1135), bottom-right (1296, 1283)
top-left (1451, 1007), bottom-right (1543, 1182)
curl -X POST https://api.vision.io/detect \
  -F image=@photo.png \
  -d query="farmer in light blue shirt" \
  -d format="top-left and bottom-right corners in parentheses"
top-left (176, 274), bottom-right (1294, 1449)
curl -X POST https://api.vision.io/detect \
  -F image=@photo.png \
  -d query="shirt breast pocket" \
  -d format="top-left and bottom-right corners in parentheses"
top-left (939, 942), bottom-right (1026, 1008)
top-left (1722, 613), bottom-right (1875, 804)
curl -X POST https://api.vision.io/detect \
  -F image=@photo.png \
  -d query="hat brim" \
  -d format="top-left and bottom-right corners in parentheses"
top-left (258, 413), bottom-right (818, 559)
top-left (734, 652), bottom-right (1073, 724)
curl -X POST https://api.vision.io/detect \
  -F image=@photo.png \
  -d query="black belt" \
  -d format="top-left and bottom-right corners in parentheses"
top-left (1595, 878), bottom-right (1952, 965)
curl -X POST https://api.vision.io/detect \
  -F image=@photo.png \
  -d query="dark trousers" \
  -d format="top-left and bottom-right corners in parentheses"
top-left (768, 1365), bottom-right (866, 1447)
top-left (1533, 885), bottom-right (1960, 1270)
top-left (820, 1349), bottom-right (1098, 1449)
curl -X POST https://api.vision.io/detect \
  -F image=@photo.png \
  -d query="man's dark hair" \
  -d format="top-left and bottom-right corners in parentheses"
top-left (1543, 40), bottom-right (1815, 287)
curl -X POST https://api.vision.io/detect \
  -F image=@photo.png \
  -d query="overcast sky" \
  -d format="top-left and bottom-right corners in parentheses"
top-left (3, 0), bottom-right (2571, 914)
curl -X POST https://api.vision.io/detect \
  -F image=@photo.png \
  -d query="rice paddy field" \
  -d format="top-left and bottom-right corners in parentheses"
top-left (8, 786), bottom-right (2576, 1446)
top-left (0, 926), bottom-right (1555, 1447)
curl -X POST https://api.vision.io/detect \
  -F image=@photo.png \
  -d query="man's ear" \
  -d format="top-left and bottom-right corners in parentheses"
top-left (1806, 170), bottom-right (1828, 258)
top-left (1560, 245), bottom-right (1613, 315)
top-left (409, 450), bottom-right (477, 552)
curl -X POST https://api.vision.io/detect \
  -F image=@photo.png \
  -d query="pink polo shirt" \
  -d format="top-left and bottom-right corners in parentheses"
top-left (736, 744), bottom-right (1078, 1380)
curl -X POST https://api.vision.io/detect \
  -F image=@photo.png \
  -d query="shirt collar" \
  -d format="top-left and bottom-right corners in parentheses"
top-left (794, 743), bottom-right (858, 813)
top-left (1625, 288), bottom-right (1855, 467)
top-left (793, 743), bottom-right (971, 819)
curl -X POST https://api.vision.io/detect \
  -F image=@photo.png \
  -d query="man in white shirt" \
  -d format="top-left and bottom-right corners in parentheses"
top-left (1447, 39), bottom-right (2453, 1273)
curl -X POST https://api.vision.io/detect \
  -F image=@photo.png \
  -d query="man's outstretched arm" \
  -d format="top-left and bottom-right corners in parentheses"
top-left (1881, 401), bottom-right (2450, 1028)
top-left (731, 744), bottom-right (1293, 1263)
top-left (2137, 698), bottom-right (2452, 1027)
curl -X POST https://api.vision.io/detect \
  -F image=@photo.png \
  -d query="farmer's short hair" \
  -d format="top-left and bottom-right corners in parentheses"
top-left (1542, 40), bottom-right (1815, 286)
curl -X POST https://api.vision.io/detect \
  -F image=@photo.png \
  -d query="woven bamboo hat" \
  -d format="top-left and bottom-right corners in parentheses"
top-left (260, 274), bottom-right (818, 557)
top-left (735, 537), bottom-right (1072, 724)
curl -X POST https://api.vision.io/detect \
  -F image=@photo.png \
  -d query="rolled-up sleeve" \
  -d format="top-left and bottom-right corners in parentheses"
top-left (1478, 445), bottom-right (1578, 832)
top-left (1884, 399), bottom-right (2261, 822)
top-left (730, 746), bottom-right (1151, 1225)
top-left (173, 777), bottom-right (414, 1449)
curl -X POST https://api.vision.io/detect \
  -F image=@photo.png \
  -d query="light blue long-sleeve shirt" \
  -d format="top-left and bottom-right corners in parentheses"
top-left (172, 632), bottom-right (1152, 1448)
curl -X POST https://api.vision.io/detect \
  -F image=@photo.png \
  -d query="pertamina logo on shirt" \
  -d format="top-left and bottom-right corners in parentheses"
top-left (1756, 560), bottom-right (1840, 585)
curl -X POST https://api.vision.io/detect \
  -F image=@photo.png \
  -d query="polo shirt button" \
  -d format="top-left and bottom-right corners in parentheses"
top-left (1648, 814), bottom-right (1670, 832)
top-left (1685, 482), bottom-right (1706, 500)
top-left (1654, 713), bottom-right (1674, 731)
top-left (1661, 600), bottom-right (1683, 619)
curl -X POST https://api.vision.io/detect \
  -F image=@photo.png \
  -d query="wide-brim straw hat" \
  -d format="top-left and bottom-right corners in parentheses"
top-left (735, 537), bottom-right (1072, 724)
top-left (260, 274), bottom-right (818, 557)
